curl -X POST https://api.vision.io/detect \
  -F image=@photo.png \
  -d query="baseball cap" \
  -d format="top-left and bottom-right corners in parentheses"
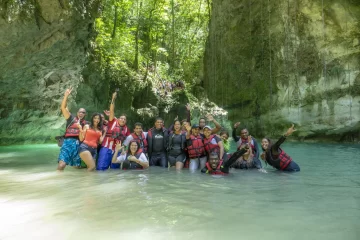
top-left (203, 125), bottom-right (212, 130)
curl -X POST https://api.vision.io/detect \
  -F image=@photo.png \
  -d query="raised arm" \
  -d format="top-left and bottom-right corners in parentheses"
top-left (185, 103), bottom-right (191, 122)
top-left (61, 88), bottom-right (72, 120)
top-left (223, 146), bottom-right (248, 169)
top-left (232, 122), bottom-right (240, 142)
top-left (109, 92), bottom-right (117, 122)
top-left (99, 126), bottom-right (107, 144)
top-left (79, 124), bottom-right (89, 142)
top-left (271, 124), bottom-right (296, 154)
top-left (185, 122), bottom-right (192, 140)
top-left (112, 142), bottom-right (125, 163)
top-left (217, 140), bottom-right (224, 161)
top-left (207, 114), bottom-right (221, 134)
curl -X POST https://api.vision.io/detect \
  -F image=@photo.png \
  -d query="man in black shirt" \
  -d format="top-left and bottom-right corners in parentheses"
top-left (201, 145), bottom-right (249, 175)
top-left (147, 117), bottom-right (169, 167)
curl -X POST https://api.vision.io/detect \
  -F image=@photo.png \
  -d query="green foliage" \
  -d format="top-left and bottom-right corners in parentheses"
top-left (93, 0), bottom-right (211, 87)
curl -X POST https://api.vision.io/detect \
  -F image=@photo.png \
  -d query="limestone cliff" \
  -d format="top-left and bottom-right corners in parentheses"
top-left (0, 0), bottom-right (102, 144)
top-left (0, 1), bottom-right (190, 145)
top-left (204, 0), bottom-right (360, 141)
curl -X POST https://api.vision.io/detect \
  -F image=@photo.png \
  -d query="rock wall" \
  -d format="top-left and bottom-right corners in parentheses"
top-left (0, 0), bottom-right (192, 145)
top-left (204, 0), bottom-right (360, 141)
top-left (0, 0), bottom-right (103, 144)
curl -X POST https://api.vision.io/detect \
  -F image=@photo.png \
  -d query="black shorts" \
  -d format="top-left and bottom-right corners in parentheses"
top-left (168, 153), bottom-right (186, 166)
top-left (79, 143), bottom-right (97, 159)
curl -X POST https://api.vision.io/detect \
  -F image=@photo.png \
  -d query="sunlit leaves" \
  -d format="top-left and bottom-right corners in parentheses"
top-left (94, 0), bottom-right (210, 86)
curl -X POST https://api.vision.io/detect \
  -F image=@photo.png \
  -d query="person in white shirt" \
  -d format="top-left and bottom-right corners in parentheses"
top-left (112, 140), bottom-right (149, 169)
top-left (123, 123), bottom-right (148, 154)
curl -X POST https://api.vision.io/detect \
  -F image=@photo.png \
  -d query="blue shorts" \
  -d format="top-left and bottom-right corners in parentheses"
top-left (96, 147), bottom-right (114, 171)
top-left (58, 138), bottom-right (81, 166)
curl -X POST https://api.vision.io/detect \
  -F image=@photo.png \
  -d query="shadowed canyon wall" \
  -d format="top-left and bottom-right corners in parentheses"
top-left (204, 0), bottom-right (360, 141)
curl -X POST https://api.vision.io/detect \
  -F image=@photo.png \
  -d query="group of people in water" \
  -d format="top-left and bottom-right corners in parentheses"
top-left (57, 88), bottom-right (300, 175)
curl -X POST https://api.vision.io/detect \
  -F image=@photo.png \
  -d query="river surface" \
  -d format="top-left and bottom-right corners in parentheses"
top-left (0, 142), bottom-right (359, 240)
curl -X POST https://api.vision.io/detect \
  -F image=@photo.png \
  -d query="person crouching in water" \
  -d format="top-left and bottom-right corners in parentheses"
top-left (201, 145), bottom-right (249, 175)
top-left (78, 113), bottom-right (105, 171)
top-left (231, 135), bottom-right (263, 170)
top-left (260, 124), bottom-right (300, 172)
top-left (112, 140), bottom-right (149, 169)
top-left (203, 125), bottom-right (226, 161)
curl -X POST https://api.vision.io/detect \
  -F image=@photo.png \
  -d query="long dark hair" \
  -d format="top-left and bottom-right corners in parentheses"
top-left (172, 120), bottom-right (181, 132)
top-left (261, 137), bottom-right (272, 166)
top-left (127, 140), bottom-right (140, 155)
top-left (90, 113), bottom-right (103, 131)
top-left (261, 137), bottom-right (272, 151)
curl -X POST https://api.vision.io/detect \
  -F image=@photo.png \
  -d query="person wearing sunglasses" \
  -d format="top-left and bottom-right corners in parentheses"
top-left (57, 88), bottom-right (88, 171)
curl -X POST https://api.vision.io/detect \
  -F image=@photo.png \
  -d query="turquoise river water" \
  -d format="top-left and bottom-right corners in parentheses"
top-left (0, 142), bottom-right (359, 240)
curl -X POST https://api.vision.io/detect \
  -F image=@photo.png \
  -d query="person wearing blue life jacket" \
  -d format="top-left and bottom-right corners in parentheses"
top-left (201, 145), bottom-right (249, 175)
top-left (260, 124), bottom-right (300, 172)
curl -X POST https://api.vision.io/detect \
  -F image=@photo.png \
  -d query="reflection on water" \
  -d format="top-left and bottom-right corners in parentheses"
top-left (0, 143), bottom-right (359, 240)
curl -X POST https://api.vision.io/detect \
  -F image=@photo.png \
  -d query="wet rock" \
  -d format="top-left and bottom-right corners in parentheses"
top-left (204, 0), bottom-right (360, 142)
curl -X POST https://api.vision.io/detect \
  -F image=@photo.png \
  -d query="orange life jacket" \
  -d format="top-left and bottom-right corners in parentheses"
top-left (64, 117), bottom-right (87, 138)
top-left (187, 135), bottom-right (205, 158)
top-left (131, 133), bottom-right (148, 153)
top-left (205, 160), bottom-right (226, 175)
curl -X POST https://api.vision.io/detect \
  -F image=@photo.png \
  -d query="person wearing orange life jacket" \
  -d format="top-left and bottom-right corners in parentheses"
top-left (260, 124), bottom-right (300, 172)
top-left (202, 125), bottom-right (226, 161)
top-left (232, 122), bottom-right (262, 168)
top-left (57, 88), bottom-right (88, 171)
top-left (96, 92), bottom-right (124, 170)
top-left (167, 120), bottom-right (187, 169)
top-left (112, 140), bottom-right (149, 169)
top-left (79, 113), bottom-right (106, 171)
top-left (185, 123), bottom-right (207, 171)
top-left (201, 145), bottom-right (250, 175)
top-left (102, 107), bottom-right (131, 169)
top-left (123, 122), bottom-right (148, 154)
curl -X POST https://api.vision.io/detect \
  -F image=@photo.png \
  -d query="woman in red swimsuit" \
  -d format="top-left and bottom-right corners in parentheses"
top-left (79, 113), bottom-right (105, 171)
